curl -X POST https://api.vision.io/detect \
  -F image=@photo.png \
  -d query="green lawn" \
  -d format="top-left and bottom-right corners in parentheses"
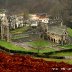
top-left (28, 40), bottom-right (56, 53)
top-left (28, 47), bottom-right (56, 53)
top-left (10, 26), bottom-right (29, 34)
top-left (67, 28), bottom-right (72, 37)
top-left (0, 40), bottom-right (26, 51)
top-left (60, 44), bottom-right (72, 49)
top-left (39, 48), bottom-right (55, 53)
top-left (11, 35), bottom-right (29, 40)
top-left (28, 39), bottom-right (52, 47)
top-left (0, 40), bottom-right (56, 53)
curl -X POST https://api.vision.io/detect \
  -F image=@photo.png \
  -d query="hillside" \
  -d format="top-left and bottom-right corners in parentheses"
top-left (0, 0), bottom-right (71, 14)
top-left (0, 0), bottom-right (72, 27)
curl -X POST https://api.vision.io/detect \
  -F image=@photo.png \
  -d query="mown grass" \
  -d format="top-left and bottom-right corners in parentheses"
top-left (28, 40), bottom-right (56, 53)
top-left (60, 44), bottom-right (72, 49)
top-left (0, 40), bottom-right (56, 53)
top-left (11, 35), bottom-right (29, 40)
top-left (0, 40), bottom-right (26, 51)
top-left (29, 47), bottom-right (56, 53)
top-left (28, 39), bottom-right (52, 47)
top-left (10, 26), bottom-right (29, 34)
top-left (67, 28), bottom-right (72, 37)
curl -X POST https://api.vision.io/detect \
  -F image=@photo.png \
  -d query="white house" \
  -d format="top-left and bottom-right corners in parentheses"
top-left (29, 14), bottom-right (39, 21)
top-left (30, 21), bottom-right (38, 27)
top-left (29, 14), bottom-right (50, 24)
top-left (39, 18), bottom-right (49, 23)
top-left (9, 15), bottom-right (24, 29)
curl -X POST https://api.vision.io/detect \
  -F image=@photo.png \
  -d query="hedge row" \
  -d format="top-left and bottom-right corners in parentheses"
top-left (0, 46), bottom-right (72, 59)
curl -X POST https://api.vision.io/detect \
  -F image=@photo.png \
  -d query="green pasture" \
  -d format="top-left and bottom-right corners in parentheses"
top-left (28, 40), bottom-right (56, 53)
top-left (0, 40), bottom-right (26, 51)
top-left (60, 44), bottom-right (72, 49)
top-left (67, 28), bottom-right (72, 37)
top-left (10, 26), bottom-right (29, 34)
top-left (0, 40), bottom-right (56, 53)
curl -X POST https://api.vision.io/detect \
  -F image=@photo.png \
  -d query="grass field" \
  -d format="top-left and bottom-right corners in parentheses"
top-left (28, 40), bottom-right (56, 53)
top-left (0, 40), bottom-right (56, 53)
top-left (28, 39), bottom-right (52, 47)
top-left (60, 44), bottom-right (72, 49)
top-left (0, 40), bottom-right (26, 51)
top-left (11, 34), bottom-right (29, 40)
top-left (67, 28), bottom-right (72, 37)
top-left (29, 47), bottom-right (56, 53)
top-left (10, 26), bottom-right (29, 34)
top-left (59, 27), bottom-right (72, 49)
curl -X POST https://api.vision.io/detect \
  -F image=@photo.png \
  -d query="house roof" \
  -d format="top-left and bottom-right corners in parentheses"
top-left (48, 26), bottom-right (66, 35)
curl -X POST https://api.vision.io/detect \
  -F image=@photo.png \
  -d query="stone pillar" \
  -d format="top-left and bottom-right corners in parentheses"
top-left (1, 25), bottom-right (4, 40)
top-left (1, 15), bottom-right (10, 42)
top-left (6, 25), bottom-right (10, 42)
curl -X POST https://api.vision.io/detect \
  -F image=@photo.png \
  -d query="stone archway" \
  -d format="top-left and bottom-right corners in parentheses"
top-left (51, 38), bottom-right (53, 42)
top-left (54, 39), bottom-right (55, 43)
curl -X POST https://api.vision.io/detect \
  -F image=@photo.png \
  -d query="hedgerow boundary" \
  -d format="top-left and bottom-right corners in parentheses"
top-left (0, 45), bottom-right (72, 59)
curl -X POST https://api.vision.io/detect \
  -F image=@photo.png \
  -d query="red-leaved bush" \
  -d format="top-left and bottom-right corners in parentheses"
top-left (0, 52), bottom-right (72, 72)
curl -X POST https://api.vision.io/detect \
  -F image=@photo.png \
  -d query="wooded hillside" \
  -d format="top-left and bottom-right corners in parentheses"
top-left (0, 0), bottom-right (72, 27)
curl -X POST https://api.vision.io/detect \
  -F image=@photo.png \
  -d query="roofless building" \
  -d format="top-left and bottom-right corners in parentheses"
top-left (0, 9), bottom-right (10, 42)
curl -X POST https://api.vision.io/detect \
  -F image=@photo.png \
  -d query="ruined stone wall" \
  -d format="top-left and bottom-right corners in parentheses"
top-left (47, 33), bottom-right (62, 43)
top-left (47, 32), bottom-right (67, 44)
top-left (0, 14), bottom-right (10, 42)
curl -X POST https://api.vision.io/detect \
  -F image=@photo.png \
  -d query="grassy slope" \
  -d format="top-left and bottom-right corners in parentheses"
top-left (59, 28), bottom-right (72, 49)
top-left (28, 47), bottom-right (55, 53)
top-left (67, 28), bottom-right (72, 37)
top-left (60, 44), bottom-right (72, 49)
top-left (0, 40), bottom-right (56, 53)
top-left (10, 26), bottom-right (29, 34)
top-left (11, 26), bottom-right (30, 39)
top-left (11, 34), bottom-right (29, 40)
top-left (28, 40), bottom-right (56, 53)
top-left (28, 39), bottom-right (53, 47)
top-left (0, 40), bottom-right (26, 51)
